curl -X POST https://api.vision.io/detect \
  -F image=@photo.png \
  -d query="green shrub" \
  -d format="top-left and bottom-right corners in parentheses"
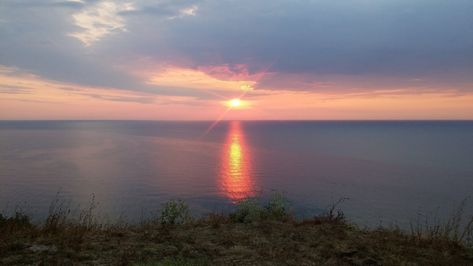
top-left (265, 192), bottom-right (291, 221)
top-left (231, 198), bottom-right (264, 223)
top-left (230, 193), bottom-right (292, 223)
top-left (160, 200), bottom-right (191, 225)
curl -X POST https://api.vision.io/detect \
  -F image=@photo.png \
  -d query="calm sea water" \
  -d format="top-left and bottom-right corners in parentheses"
top-left (1, 121), bottom-right (472, 226)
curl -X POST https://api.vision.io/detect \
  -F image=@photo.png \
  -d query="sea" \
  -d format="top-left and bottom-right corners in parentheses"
top-left (1, 120), bottom-right (472, 226)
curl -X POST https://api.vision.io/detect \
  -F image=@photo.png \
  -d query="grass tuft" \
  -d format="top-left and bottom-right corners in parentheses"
top-left (409, 197), bottom-right (473, 246)
top-left (0, 211), bottom-right (33, 233)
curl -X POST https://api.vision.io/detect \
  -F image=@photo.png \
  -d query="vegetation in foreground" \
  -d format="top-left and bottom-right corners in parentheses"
top-left (1, 194), bottom-right (473, 265)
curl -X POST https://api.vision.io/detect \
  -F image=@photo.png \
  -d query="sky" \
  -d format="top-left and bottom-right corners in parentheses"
top-left (1, 0), bottom-right (472, 120)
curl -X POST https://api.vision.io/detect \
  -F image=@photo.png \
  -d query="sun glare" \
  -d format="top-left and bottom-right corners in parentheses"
top-left (229, 98), bottom-right (241, 108)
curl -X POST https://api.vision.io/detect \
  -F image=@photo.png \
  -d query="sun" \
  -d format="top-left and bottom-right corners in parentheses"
top-left (229, 98), bottom-right (241, 108)
top-left (225, 98), bottom-right (248, 109)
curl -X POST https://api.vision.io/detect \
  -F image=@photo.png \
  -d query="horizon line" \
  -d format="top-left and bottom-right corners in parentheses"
top-left (1, 119), bottom-right (472, 122)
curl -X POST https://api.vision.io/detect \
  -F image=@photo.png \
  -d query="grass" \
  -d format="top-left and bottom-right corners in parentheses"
top-left (409, 198), bottom-right (473, 245)
top-left (1, 194), bottom-right (473, 265)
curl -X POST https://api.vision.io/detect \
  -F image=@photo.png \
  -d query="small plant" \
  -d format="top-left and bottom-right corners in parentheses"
top-left (206, 212), bottom-right (229, 228)
top-left (409, 198), bottom-right (473, 245)
top-left (78, 194), bottom-right (98, 230)
top-left (0, 211), bottom-right (32, 233)
top-left (231, 198), bottom-right (264, 223)
top-left (319, 197), bottom-right (348, 223)
top-left (43, 195), bottom-right (72, 233)
top-left (0, 211), bottom-right (30, 225)
top-left (159, 200), bottom-right (191, 225)
top-left (264, 192), bottom-right (291, 221)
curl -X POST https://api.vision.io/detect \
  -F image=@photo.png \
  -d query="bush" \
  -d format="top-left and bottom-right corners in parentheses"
top-left (265, 192), bottom-right (291, 221)
top-left (231, 193), bottom-right (292, 223)
top-left (160, 200), bottom-right (191, 225)
top-left (231, 198), bottom-right (264, 223)
top-left (0, 211), bottom-right (32, 231)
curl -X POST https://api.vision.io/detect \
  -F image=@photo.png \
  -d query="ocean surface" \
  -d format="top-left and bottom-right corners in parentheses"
top-left (1, 120), bottom-right (472, 226)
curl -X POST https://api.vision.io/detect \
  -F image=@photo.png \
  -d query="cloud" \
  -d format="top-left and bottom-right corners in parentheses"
top-left (168, 5), bottom-right (198, 19)
top-left (0, 0), bottom-right (85, 9)
top-left (77, 92), bottom-right (154, 104)
top-left (0, 1), bottom-right (146, 91)
top-left (179, 5), bottom-right (198, 16)
top-left (2, 65), bottom-right (473, 120)
top-left (0, 65), bottom-right (152, 104)
top-left (69, 1), bottom-right (135, 46)
top-left (146, 66), bottom-right (257, 93)
top-left (1, 0), bottom-right (473, 106)
top-left (0, 85), bottom-right (33, 95)
top-left (48, 1), bottom-right (85, 9)
top-left (119, 1), bottom-right (201, 18)
top-left (123, 0), bottom-right (473, 90)
top-left (0, 65), bottom-right (206, 107)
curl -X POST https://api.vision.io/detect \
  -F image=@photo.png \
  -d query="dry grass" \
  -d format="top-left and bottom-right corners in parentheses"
top-left (409, 198), bottom-right (473, 246)
top-left (1, 195), bottom-right (472, 265)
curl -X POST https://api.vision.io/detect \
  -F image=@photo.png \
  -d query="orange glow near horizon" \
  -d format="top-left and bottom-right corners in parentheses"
top-left (2, 65), bottom-right (473, 120)
top-left (219, 121), bottom-right (255, 202)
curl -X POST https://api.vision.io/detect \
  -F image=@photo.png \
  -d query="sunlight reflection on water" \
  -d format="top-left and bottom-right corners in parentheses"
top-left (219, 121), bottom-right (256, 202)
